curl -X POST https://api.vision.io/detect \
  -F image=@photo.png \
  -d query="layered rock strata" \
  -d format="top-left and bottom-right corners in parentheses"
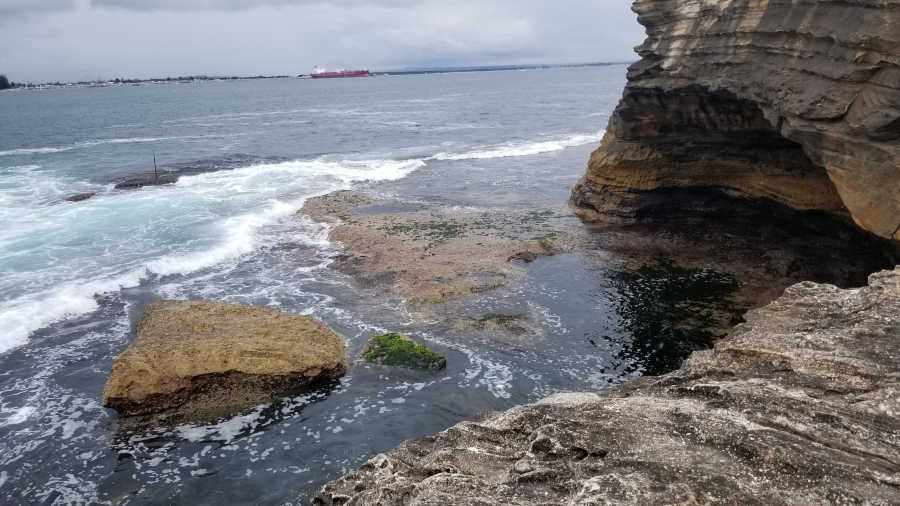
top-left (313, 267), bottom-right (900, 505)
top-left (571, 0), bottom-right (900, 241)
top-left (103, 300), bottom-right (347, 428)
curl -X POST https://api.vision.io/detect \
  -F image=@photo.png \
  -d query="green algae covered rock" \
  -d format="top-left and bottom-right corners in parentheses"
top-left (361, 333), bottom-right (446, 371)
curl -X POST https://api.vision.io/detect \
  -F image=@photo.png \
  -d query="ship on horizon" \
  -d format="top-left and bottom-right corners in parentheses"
top-left (310, 65), bottom-right (371, 79)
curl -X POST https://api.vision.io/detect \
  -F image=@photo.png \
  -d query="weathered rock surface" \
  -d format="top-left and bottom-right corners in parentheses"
top-left (571, 0), bottom-right (900, 241)
top-left (103, 300), bottom-right (347, 428)
top-left (314, 267), bottom-right (900, 505)
top-left (299, 191), bottom-right (570, 303)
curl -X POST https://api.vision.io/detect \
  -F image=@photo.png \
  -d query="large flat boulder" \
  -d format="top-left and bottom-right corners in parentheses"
top-left (102, 300), bottom-right (347, 428)
top-left (313, 267), bottom-right (900, 504)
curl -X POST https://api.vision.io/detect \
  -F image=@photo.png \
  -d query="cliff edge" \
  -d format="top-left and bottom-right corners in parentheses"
top-left (570, 0), bottom-right (900, 241)
top-left (313, 267), bottom-right (899, 505)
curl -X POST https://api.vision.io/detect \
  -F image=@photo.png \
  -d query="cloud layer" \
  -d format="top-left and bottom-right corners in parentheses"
top-left (0, 0), bottom-right (643, 82)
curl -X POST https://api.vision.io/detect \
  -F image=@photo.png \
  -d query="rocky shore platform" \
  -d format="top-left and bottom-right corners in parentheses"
top-left (300, 191), bottom-right (585, 305)
top-left (300, 189), bottom-right (895, 343)
top-left (313, 267), bottom-right (900, 505)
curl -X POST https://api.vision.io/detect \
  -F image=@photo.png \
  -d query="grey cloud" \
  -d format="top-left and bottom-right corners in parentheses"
top-left (0, 0), bottom-right (77, 18)
top-left (1, 0), bottom-right (643, 83)
top-left (91, 0), bottom-right (415, 11)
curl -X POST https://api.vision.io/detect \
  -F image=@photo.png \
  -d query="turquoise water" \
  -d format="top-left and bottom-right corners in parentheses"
top-left (0, 67), bottom-right (647, 504)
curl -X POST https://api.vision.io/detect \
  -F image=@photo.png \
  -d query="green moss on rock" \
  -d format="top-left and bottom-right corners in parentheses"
top-left (362, 333), bottom-right (446, 371)
top-left (478, 313), bottom-right (525, 324)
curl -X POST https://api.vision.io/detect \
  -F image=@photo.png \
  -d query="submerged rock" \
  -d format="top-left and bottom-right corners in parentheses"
top-left (361, 333), bottom-right (446, 371)
top-left (314, 267), bottom-right (900, 504)
top-left (114, 172), bottom-right (178, 189)
top-left (102, 300), bottom-right (347, 428)
top-left (64, 192), bottom-right (95, 202)
top-left (570, 0), bottom-right (900, 242)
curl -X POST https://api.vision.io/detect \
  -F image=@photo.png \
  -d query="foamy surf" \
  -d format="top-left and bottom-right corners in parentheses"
top-left (0, 157), bottom-right (424, 354)
top-left (430, 131), bottom-right (604, 161)
top-left (0, 127), bottom-right (607, 354)
top-left (0, 136), bottom-right (206, 157)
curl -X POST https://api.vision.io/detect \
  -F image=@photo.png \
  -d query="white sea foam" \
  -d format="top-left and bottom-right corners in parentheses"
top-left (173, 157), bottom-right (426, 187)
top-left (144, 200), bottom-right (297, 277)
top-left (0, 136), bottom-right (199, 157)
top-left (0, 157), bottom-right (424, 354)
top-left (0, 269), bottom-right (145, 354)
top-left (2, 406), bottom-right (36, 426)
top-left (431, 131), bottom-right (604, 161)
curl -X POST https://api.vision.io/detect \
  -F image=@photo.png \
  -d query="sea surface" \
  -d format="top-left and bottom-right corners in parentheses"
top-left (0, 67), bottom-right (716, 504)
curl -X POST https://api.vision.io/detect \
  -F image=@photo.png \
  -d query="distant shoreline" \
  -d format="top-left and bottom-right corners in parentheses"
top-left (4, 61), bottom-right (634, 90)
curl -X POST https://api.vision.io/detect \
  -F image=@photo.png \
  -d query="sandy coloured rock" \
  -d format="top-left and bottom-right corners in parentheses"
top-left (299, 191), bottom-right (569, 303)
top-left (570, 0), bottom-right (900, 242)
top-left (313, 267), bottom-right (900, 505)
top-left (102, 300), bottom-right (347, 428)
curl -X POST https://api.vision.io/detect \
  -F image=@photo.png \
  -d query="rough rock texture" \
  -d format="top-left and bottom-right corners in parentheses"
top-left (571, 0), bottom-right (900, 241)
top-left (299, 191), bottom-right (567, 303)
top-left (314, 267), bottom-right (900, 505)
top-left (103, 300), bottom-right (347, 428)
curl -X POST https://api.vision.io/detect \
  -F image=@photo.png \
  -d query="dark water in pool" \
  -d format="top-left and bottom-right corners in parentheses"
top-left (0, 67), bottom-right (742, 504)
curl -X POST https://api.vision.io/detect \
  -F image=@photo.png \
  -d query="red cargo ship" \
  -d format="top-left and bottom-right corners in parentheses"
top-left (310, 66), bottom-right (371, 79)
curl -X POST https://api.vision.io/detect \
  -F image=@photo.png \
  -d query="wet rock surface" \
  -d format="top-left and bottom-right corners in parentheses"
top-left (299, 191), bottom-right (578, 304)
top-left (64, 192), bottom-right (95, 202)
top-left (113, 154), bottom-right (275, 190)
top-left (102, 300), bottom-right (347, 429)
top-left (360, 333), bottom-right (447, 371)
top-left (313, 267), bottom-right (900, 505)
top-left (570, 0), bottom-right (900, 241)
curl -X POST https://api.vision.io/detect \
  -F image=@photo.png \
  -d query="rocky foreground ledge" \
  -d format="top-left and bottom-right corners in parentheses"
top-left (314, 268), bottom-right (899, 504)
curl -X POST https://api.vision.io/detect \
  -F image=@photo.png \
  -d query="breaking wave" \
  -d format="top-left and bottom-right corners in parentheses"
top-left (430, 131), bottom-right (604, 161)
top-left (0, 157), bottom-right (423, 354)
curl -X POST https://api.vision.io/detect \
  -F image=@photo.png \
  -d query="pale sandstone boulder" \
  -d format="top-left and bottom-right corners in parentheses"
top-left (103, 300), bottom-right (347, 428)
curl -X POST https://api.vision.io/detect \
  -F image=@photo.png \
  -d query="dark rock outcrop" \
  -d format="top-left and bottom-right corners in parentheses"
top-left (570, 0), bottom-right (900, 242)
top-left (113, 154), bottom-right (273, 190)
top-left (114, 173), bottom-right (178, 190)
top-left (64, 192), bottom-right (95, 202)
top-left (103, 300), bottom-right (347, 429)
top-left (313, 267), bottom-right (900, 504)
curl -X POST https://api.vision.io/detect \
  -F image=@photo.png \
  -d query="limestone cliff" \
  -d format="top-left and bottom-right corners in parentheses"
top-left (313, 268), bottom-right (900, 504)
top-left (571, 0), bottom-right (900, 241)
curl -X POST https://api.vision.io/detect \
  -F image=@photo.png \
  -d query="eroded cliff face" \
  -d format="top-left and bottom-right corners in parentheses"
top-left (571, 0), bottom-right (900, 241)
top-left (313, 268), bottom-right (900, 505)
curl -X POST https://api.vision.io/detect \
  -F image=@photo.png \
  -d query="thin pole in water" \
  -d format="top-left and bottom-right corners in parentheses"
top-left (153, 155), bottom-right (158, 184)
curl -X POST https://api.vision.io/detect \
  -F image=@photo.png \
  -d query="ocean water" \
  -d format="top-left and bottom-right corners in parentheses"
top-left (0, 66), bottom-right (699, 504)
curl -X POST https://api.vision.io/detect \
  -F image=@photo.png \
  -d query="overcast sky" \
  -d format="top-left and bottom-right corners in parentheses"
top-left (1, 0), bottom-right (643, 83)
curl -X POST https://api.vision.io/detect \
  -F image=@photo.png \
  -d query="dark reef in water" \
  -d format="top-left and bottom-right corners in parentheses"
top-left (113, 153), bottom-right (278, 189)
